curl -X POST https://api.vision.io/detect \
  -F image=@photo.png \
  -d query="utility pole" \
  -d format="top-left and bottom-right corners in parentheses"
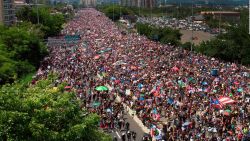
top-left (219, 6), bottom-right (222, 34)
top-left (249, 0), bottom-right (250, 34)
top-left (36, 0), bottom-right (39, 24)
top-left (191, 0), bottom-right (194, 52)
top-left (112, 0), bottom-right (115, 21)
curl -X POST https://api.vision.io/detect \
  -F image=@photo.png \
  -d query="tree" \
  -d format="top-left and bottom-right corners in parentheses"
top-left (0, 76), bottom-right (112, 141)
top-left (0, 52), bottom-right (18, 84)
top-left (0, 25), bottom-right (47, 84)
top-left (100, 5), bottom-right (133, 21)
top-left (195, 8), bottom-right (250, 65)
top-left (0, 25), bottom-right (47, 68)
top-left (16, 6), bottom-right (65, 37)
top-left (181, 42), bottom-right (193, 50)
top-left (136, 23), bottom-right (182, 46)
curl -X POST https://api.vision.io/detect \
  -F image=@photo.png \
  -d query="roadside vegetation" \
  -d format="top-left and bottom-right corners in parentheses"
top-left (0, 74), bottom-right (112, 141)
top-left (0, 6), bottom-right (68, 85)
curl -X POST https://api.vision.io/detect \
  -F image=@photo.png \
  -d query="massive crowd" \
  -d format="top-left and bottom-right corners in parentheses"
top-left (36, 8), bottom-right (250, 141)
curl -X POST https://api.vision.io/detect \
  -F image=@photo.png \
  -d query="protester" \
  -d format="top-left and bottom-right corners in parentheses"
top-left (37, 8), bottom-right (250, 141)
top-left (132, 131), bottom-right (137, 141)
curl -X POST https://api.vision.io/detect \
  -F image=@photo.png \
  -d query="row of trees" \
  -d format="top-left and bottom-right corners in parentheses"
top-left (16, 6), bottom-right (66, 38)
top-left (0, 23), bottom-right (47, 85)
top-left (0, 6), bottom-right (66, 85)
top-left (0, 75), bottom-right (111, 140)
top-left (98, 5), bottom-right (133, 21)
top-left (136, 23), bottom-right (182, 46)
top-left (197, 25), bottom-right (250, 65)
top-left (195, 8), bottom-right (250, 65)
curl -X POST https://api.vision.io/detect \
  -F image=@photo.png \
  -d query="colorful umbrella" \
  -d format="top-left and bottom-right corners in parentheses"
top-left (140, 94), bottom-right (145, 97)
top-left (139, 97), bottom-right (145, 101)
top-left (172, 66), bottom-right (179, 71)
top-left (223, 110), bottom-right (231, 116)
top-left (95, 86), bottom-right (109, 91)
top-left (107, 108), bottom-right (112, 112)
top-left (64, 86), bottom-right (72, 89)
top-left (98, 48), bottom-right (112, 54)
top-left (202, 81), bottom-right (208, 85)
top-left (94, 55), bottom-right (100, 60)
top-left (237, 88), bottom-right (243, 92)
top-left (234, 81), bottom-right (240, 85)
top-left (93, 101), bottom-right (101, 107)
top-left (131, 65), bottom-right (138, 70)
top-left (182, 121), bottom-right (191, 126)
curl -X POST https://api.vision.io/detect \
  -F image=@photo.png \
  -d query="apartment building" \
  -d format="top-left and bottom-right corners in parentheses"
top-left (121, 0), bottom-right (156, 8)
top-left (0, 0), bottom-right (15, 25)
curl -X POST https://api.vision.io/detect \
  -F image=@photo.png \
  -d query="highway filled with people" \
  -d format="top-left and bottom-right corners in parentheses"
top-left (36, 8), bottom-right (250, 141)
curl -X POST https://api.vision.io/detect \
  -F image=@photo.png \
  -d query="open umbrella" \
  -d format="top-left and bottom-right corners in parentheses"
top-left (98, 48), bottom-right (112, 54)
top-left (172, 66), bottom-right (179, 72)
top-left (95, 86), bottom-right (109, 91)
top-left (131, 65), bottom-right (138, 70)
top-left (94, 55), bottom-right (100, 60)
top-left (107, 108), bottom-right (112, 113)
top-left (236, 125), bottom-right (243, 131)
top-left (237, 88), bottom-right (243, 92)
top-left (93, 101), bottom-right (101, 107)
top-left (139, 97), bottom-right (145, 101)
top-left (64, 86), bottom-right (72, 89)
top-left (113, 60), bottom-right (126, 66)
top-left (202, 81), bottom-right (208, 85)
top-left (104, 48), bottom-right (112, 51)
top-left (223, 110), bottom-right (231, 116)
top-left (182, 121), bottom-right (191, 126)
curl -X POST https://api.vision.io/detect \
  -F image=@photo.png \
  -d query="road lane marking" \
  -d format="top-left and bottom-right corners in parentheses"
top-left (116, 131), bottom-right (121, 139)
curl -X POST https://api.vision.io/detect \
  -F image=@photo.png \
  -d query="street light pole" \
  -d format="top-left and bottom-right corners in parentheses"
top-left (191, 0), bottom-right (194, 52)
top-left (112, 0), bottom-right (114, 21)
top-left (249, 0), bottom-right (250, 34)
top-left (36, 0), bottom-right (39, 24)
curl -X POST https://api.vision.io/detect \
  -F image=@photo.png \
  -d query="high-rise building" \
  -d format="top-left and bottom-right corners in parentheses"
top-left (82, 0), bottom-right (96, 7)
top-left (121, 0), bottom-right (156, 8)
top-left (96, 0), bottom-right (119, 5)
top-left (0, 0), bottom-right (15, 25)
top-left (0, 0), bottom-right (3, 24)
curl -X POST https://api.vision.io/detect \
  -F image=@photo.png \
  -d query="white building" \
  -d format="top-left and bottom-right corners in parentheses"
top-left (82, 0), bottom-right (96, 7)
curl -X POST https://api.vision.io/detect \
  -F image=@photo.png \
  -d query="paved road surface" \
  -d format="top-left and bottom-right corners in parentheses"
top-left (107, 111), bottom-right (147, 141)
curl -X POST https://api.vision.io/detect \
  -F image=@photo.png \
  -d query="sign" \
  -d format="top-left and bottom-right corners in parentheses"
top-left (64, 35), bottom-right (81, 41)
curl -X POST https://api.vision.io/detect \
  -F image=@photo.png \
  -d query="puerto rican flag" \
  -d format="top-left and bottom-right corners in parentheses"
top-left (210, 98), bottom-right (223, 109)
top-left (218, 96), bottom-right (236, 105)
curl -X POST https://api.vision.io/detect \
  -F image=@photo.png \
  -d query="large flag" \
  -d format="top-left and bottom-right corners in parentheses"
top-left (210, 98), bottom-right (223, 109)
top-left (218, 97), bottom-right (236, 105)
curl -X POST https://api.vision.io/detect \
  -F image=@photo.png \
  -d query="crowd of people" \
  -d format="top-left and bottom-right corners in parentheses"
top-left (36, 8), bottom-right (250, 141)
